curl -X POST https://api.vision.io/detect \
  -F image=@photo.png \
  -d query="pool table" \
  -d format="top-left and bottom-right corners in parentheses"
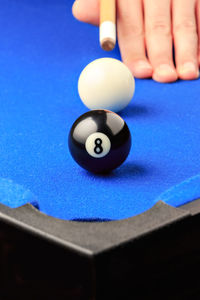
top-left (1, 0), bottom-right (200, 299)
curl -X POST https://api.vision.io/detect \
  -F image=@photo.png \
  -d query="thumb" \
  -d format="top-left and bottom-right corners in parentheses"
top-left (72, 0), bottom-right (100, 26)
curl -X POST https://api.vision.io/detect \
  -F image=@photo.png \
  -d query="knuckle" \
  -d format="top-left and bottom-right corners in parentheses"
top-left (147, 18), bottom-right (171, 35)
top-left (118, 11), bottom-right (144, 38)
top-left (132, 26), bottom-right (144, 37)
top-left (122, 21), bottom-right (144, 38)
top-left (174, 19), bottom-right (197, 33)
top-left (127, 26), bottom-right (144, 38)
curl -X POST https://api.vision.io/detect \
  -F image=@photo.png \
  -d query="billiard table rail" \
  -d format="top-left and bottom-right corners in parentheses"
top-left (0, 200), bottom-right (200, 300)
top-left (0, 201), bottom-right (189, 255)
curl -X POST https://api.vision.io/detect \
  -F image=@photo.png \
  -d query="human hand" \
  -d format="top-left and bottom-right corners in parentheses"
top-left (72, 0), bottom-right (200, 83)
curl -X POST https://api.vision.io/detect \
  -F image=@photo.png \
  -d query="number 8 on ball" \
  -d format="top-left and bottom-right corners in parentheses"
top-left (68, 110), bottom-right (131, 173)
top-left (85, 132), bottom-right (111, 158)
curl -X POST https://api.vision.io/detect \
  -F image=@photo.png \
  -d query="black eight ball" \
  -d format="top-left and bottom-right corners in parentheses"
top-left (68, 110), bottom-right (131, 173)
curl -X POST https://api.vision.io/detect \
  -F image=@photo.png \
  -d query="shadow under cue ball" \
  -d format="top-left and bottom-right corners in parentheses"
top-left (68, 110), bottom-right (131, 173)
top-left (78, 58), bottom-right (135, 113)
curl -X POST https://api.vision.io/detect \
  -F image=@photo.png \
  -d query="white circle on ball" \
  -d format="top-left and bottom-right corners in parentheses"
top-left (85, 132), bottom-right (111, 158)
top-left (78, 58), bottom-right (135, 113)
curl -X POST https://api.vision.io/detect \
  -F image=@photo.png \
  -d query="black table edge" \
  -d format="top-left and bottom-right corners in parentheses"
top-left (0, 200), bottom-right (191, 256)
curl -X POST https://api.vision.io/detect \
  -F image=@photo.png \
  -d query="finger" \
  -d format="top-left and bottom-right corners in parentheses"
top-left (196, 0), bottom-right (200, 65)
top-left (144, 0), bottom-right (178, 83)
top-left (173, 0), bottom-right (199, 80)
top-left (72, 0), bottom-right (99, 26)
top-left (117, 0), bottom-right (153, 78)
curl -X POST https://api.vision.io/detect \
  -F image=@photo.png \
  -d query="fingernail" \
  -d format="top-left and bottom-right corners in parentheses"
top-left (155, 64), bottom-right (176, 75)
top-left (131, 60), bottom-right (153, 78)
top-left (178, 62), bottom-right (199, 78)
top-left (73, 0), bottom-right (80, 8)
top-left (135, 61), bottom-right (152, 70)
top-left (153, 64), bottom-right (177, 83)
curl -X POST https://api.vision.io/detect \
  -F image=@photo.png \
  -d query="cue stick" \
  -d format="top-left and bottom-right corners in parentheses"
top-left (100, 0), bottom-right (116, 51)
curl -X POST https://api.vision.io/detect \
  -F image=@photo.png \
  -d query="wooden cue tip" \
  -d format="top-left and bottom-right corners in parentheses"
top-left (100, 0), bottom-right (116, 51)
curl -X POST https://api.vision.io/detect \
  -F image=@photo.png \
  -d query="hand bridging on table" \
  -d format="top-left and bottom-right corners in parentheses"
top-left (72, 0), bottom-right (200, 83)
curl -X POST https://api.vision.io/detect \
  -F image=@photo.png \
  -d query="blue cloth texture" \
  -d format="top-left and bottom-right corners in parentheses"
top-left (0, 178), bottom-right (38, 209)
top-left (0, 0), bottom-right (200, 220)
top-left (156, 174), bottom-right (200, 206)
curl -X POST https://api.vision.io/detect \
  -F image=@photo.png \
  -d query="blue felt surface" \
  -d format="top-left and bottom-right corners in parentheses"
top-left (0, 178), bottom-right (38, 209)
top-left (0, 0), bottom-right (200, 220)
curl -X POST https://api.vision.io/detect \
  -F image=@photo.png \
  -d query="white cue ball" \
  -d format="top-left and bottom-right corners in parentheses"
top-left (78, 58), bottom-right (135, 112)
